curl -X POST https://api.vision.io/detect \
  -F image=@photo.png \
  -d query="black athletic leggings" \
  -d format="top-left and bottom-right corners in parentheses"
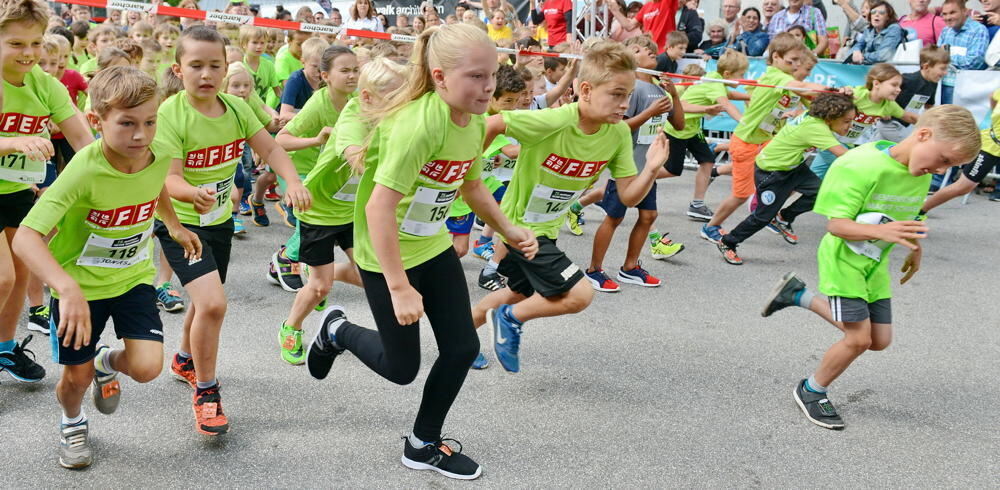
top-left (337, 248), bottom-right (480, 442)
top-left (724, 164), bottom-right (821, 247)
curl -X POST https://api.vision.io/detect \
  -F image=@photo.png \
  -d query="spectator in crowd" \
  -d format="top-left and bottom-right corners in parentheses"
top-left (330, 8), bottom-right (343, 26)
top-left (986, 25), bottom-right (1000, 65)
top-left (972, 0), bottom-right (1000, 39)
top-left (455, 2), bottom-right (470, 20)
top-left (377, 13), bottom-right (390, 30)
top-left (531, 0), bottom-right (573, 47)
top-left (425, 9), bottom-right (442, 27)
top-left (768, 0), bottom-right (828, 55)
top-left (396, 14), bottom-right (409, 28)
top-left (344, 0), bottom-right (383, 32)
top-left (610, 0), bottom-right (644, 42)
top-left (761, 0), bottom-right (783, 28)
top-left (314, 11), bottom-right (326, 21)
top-left (488, 9), bottom-right (514, 42)
top-left (734, 6), bottom-right (768, 55)
top-left (721, 0), bottom-right (742, 42)
top-left (834, 0), bottom-right (871, 51)
top-left (676, 0), bottom-right (705, 51)
top-left (806, 0), bottom-right (828, 22)
top-left (608, 0), bottom-right (679, 52)
top-left (697, 19), bottom-right (730, 58)
top-left (848, 0), bottom-right (904, 64)
top-left (939, 0), bottom-right (989, 103)
top-left (412, 14), bottom-right (426, 33)
top-left (898, 0), bottom-right (946, 46)
top-left (483, 0), bottom-right (519, 28)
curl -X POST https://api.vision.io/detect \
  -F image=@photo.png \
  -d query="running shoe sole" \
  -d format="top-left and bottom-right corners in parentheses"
top-left (0, 368), bottom-right (44, 383)
top-left (401, 455), bottom-right (483, 480)
top-left (26, 322), bottom-right (50, 334)
top-left (761, 271), bottom-right (799, 317)
top-left (793, 383), bottom-right (845, 430)
top-left (157, 301), bottom-right (185, 313)
top-left (651, 244), bottom-right (685, 259)
top-left (686, 211), bottom-right (712, 221)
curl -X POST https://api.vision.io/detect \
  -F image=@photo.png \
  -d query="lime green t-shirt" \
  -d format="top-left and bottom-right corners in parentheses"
top-left (0, 65), bottom-right (77, 195)
top-left (733, 66), bottom-right (798, 144)
top-left (449, 135), bottom-right (512, 217)
top-left (20, 139), bottom-right (171, 300)
top-left (666, 72), bottom-right (728, 140)
top-left (246, 92), bottom-right (273, 127)
top-left (980, 89), bottom-right (1000, 156)
top-left (274, 46), bottom-right (301, 82)
top-left (837, 86), bottom-right (905, 146)
top-left (353, 92), bottom-right (485, 272)
top-left (757, 115), bottom-right (842, 172)
top-left (284, 87), bottom-right (352, 176)
top-left (156, 92), bottom-right (265, 227)
top-left (499, 103), bottom-right (637, 240)
top-left (813, 141), bottom-right (930, 302)
top-left (77, 57), bottom-right (99, 79)
top-left (245, 56), bottom-right (279, 104)
top-left (297, 98), bottom-right (367, 227)
top-left (68, 51), bottom-right (92, 72)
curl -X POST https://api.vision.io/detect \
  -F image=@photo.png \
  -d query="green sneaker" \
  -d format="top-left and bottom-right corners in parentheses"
top-left (649, 232), bottom-right (685, 259)
top-left (565, 208), bottom-right (584, 236)
top-left (315, 298), bottom-right (327, 312)
top-left (279, 323), bottom-right (306, 365)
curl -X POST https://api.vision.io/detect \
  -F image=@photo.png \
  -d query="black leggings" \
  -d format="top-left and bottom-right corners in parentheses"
top-left (724, 164), bottom-right (820, 247)
top-left (337, 248), bottom-right (479, 442)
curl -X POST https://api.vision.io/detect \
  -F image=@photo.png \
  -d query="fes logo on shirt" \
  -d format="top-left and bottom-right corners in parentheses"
top-left (86, 198), bottom-right (158, 230)
top-left (419, 159), bottom-right (474, 184)
top-left (542, 153), bottom-right (608, 179)
top-left (0, 113), bottom-right (51, 135)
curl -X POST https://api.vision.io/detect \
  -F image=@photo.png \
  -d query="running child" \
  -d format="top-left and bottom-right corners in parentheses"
top-left (12, 67), bottom-right (201, 469)
top-left (238, 26), bottom-right (281, 103)
top-left (877, 46), bottom-right (949, 143)
top-left (715, 94), bottom-right (855, 265)
top-left (760, 105), bottom-right (981, 430)
top-left (304, 24), bottom-right (536, 480)
top-left (470, 41), bottom-right (668, 373)
top-left (156, 26), bottom-right (311, 436)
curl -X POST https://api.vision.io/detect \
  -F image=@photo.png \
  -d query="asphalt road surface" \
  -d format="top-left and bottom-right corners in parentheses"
top-left (1, 175), bottom-right (997, 488)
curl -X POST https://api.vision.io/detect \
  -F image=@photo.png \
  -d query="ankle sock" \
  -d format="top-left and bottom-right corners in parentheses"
top-left (691, 199), bottom-right (705, 208)
top-left (94, 347), bottom-right (117, 376)
top-left (195, 379), bottom-right (218, 392)
top-left (408, 432), bottom-right (432, 448)
top-left (794, 288), bottom-right (814, 309)
top-left (327, 318), bottom-right (346, 348)
top-left (710, 167), bottom-right (719, 178)
top-left (805, 375), bottom-right (827, 393)
top-left (570, 201), bottom-right (583, 213)
top-left (484, 259), bottom-right (499, 275)
top-left (0, 340), bottom-right (15, 353)
top-left (62, 412), bottom-right (86, 426)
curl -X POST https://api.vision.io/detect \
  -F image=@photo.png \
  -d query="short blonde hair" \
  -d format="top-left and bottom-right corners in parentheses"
top-left (113, 37), bottom-right (144, 64)
top-left (97, 47), bottom-right (131, 71)
top-left (623, 35), bottom-right (657, 55)
top-left (0, 0), bottom-right (48, 32)
top-left (238, 25), bottom-right (268, 48)
top-left (579, 40), bottom-right (635, 87)
top-left (89, 66), bottom-right (158, 117)
top-left (301, 37), bottom-right (330, 61)
top-left (369, 40), bottom-right (398, 60)
top-left (717, 49), bottom-right (749, 76)
top-left (132, 21), bottom-right (153, 35)
top-left (916, 105), bottom-right (982, 159)
top-left (223, 61), bottom-right (254, 93)
top-left (88, 25), bottom-right (118, 43)
top-left (41, 34), bottom-right (61, 56)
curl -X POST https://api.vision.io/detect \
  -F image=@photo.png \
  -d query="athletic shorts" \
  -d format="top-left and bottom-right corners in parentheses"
top-left (447, 213), bottom-right (475, 235)
top-left (492, 184), bottom-right (507, 202)
top-left (298, 221), bottom-right (353, 267)
top-left (828, 296), bottom-right (892, 324)
top-left (0, 189), bottom-right (35, 229)
top-left (154, 219), bottom-right (234, 285)
top-left (39, 161), bottom-right (58, 189)
top-left (665, 134), bottom-right (715, 176)
top-left (600, 180), bottom-right (657, 219)
top-left (729, 135), bottom-right (768, 199)
top-left (962, 151), bottom-right (999, 183)
top-left (50, 284), bottom-right (163, 366)
top-left (498, 236), bottom-right (584, 298)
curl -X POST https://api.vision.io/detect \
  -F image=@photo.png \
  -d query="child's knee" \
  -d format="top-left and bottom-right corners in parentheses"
top-left (128, 358), bottom-right (163, 383)
top-left (637, 210), bottom-right (658, 225)
top-left (198, 298), bottom-right (228, 322)
top-left (61, 365), bottom-right (95, 391)
top-left (565, 282), bottom-right (594, 313)
top-left (843, 332), bottom-right (872, 353)
top-left (307, 279), bottom-right (331, 299)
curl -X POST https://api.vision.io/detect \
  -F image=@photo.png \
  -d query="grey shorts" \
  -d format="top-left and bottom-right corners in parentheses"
top-left (829, 296), bottom-right (892, 324)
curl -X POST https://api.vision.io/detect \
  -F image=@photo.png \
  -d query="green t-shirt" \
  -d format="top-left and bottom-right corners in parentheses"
top-left (733, 66), bottom-right (798, 144)
top-left (353, 92), bottom-right (485, 272)
top-left (246, 92), bottom-right (272, 127)
top-left (0, 65), bottom-right (77, 195)
top-left (297, 98), bottom-right (367, 227)
top-left (499, 103), bottom-right (637, 240)
top-left (77, 57), bottom-right (99, 79)
top-left (813, 141), bottom-right (930, 302)
top-left (285, 87), bottom-right (352, 176)
top-left (156, 92), bottom-right (265, 227)
top-left (666, 72), bottom-right (728, 140)
top-left (837, 86), bottom-right (905, 146)
top-left (68, 51), bottom-right (92, 72)
top-left (449, 135), bottom-right (511, 217)
top-left (244, 56), bottom-right (279, 104)
top-left (20, 139), bottom-right (171, 300)
top-left (980, 89), bottom-right (1000, 156)
top-left (757, 115), bottom-right (842, 172)
top-left (274, 46), bottom-right (301, 82)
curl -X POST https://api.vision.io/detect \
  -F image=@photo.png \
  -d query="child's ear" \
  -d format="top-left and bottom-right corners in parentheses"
top-left (85, 112), bottom-right (101, 132)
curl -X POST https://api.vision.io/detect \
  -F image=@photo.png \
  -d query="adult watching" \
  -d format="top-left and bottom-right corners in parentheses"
top-left (697, 19), bottom-right (731, 59)
top-left (530, 0), bottom-right (573, 47)
top-left (971, 0), bottom-right (1000, 39)
top-left (608, 0), bottom-right (679, 52)
top-left (761, 0), bottom-right (783, 28)
top-left (344, 0), bottom-right (383, 32)
top-left (939, 0), bottom-right (989, 104)
top-left (677, 0), bottom-right (706, 51)
top-left (610, 0), bottom-right (645, 42)
top-left (847, 1), bottom-right (903, 64)
top-left (767, 0), bottom-right (828, 55)
top-left (721, 0), bottom-right (742, 42)
top-left (898, 0), bottom-right (946, 46)
top-left (734, 6), bottom-right (769, 55)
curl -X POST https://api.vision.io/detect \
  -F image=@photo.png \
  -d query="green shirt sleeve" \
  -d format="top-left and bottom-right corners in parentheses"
top-left (501, 104), bottom-right (573, 146)
top-left (21, 151), bottom-right (87, 235)
top-left (155, 96), bottom-right (185, 161)
top-left (333, 99), bottom-right (368, 156)
top-left (887, 100), bottom-right (905, 119)
top-left (285, 90), bottom-right (325, 138)
top-left (814, 160), bottom-right (872, 220)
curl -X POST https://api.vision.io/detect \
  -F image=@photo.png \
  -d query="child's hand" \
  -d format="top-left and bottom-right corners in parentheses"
top-left (705, 104), bottom-right (724, 116)
top-left (284, 181), bottom-right (312, 213)
top-left (647, 96), bottom-right (673, 117)
top-left (504, 226), bottom-right (538, 260)
top-left (192, 187), bottom-right (217, 214)
top-left (837, 86), bottom-right (854, 97)
top-left (851, 51), bottom-right (864, 64)
top-left (876, 220), bottom-right (927, 250)
top-left (169, 225), bottom-right (203, 261)
top-left (900, 246), bottom-right (922, 284)
top-left (661, 78), bottom-right (679, 97)
top-left (8, 136), bottom-right (55, 162)
top-left (316, 126), bottom-right (334, 145)
top-left (389, 284), bottom-right (423, 325)
top-left (56, 285), bottom-right (91, 350)
top-left (644, 133), bottom-right (670, 168)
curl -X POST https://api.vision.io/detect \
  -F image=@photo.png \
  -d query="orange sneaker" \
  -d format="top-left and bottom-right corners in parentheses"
top-left (192, 385), bottom-right (229, 435)
top-left (171, 354), bottom-right (196, 389)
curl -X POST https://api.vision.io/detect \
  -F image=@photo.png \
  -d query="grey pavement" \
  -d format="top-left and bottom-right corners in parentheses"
top-left (1, 176), bottom-right (997, 488)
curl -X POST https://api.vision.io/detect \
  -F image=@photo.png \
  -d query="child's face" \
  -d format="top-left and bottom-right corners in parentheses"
top-left (246, 37), bottom-right (266, 57)
top-left (323, 54), bottom-right (359, 94)
top-left (303, 54), bottom-right (322, 81)
top-left (266, 36), bottom-right (280, 54)
top-left (922, 61), bottom-right (948, 83)
top-left (492, 11), bottom-right (506, 28)
top-left (289, 33), bottom-right (311, 59)
top-left (72, 7), bottom-right (91, 23)
top-left (772, 49), bottom-right (803, 74)
top-left (38, 52), bottom-right (60, 76)
top-left (492, 90), bottom-right (521, 112)
top-left (545, 64), bottom-right (566, 82)
top-left (435, 44), bottom-right (498, 116)
top-left (517, 89), bottom-right (531, 109)
top-left (581, 71), bottom-right (635, 124)
top-left (907, 130), bottom-right (975, 176)
top-left (108, 10), bottom-right (121, 24)
top-left (175, 39), bottom-right (227, 101)
top-left (1, 22), bottom-right (45, 79)
top-left (93, 99), bottom-right (159, 161)
top-left (226, 71), bottom-right (254, 99)
top-left (828, 110), bottom-right (856, 136)
top-left (132, 31), bottom-right (151, 44)
top-left (158, 34), bottom-right (177, 52)
top-left (793, 61), bottom-right (815, 81)
top-left (665, 43), bottom-right (687, 61)
top-left (789, 29), bottom-right (805, 42)
top-left (94, 33), bottom-right (116, 53)
top-left (629, 44), bottom-right (657, 70)
top-left (871, 75), bottom-right (902, 101)
top-left (126, 11), bottom-right (141, 25)
top-left (226, 48), bottom-right (242, 65)
top-left (57, 47), bottom-right (69, 78)
top-left (140, 53), bottom-right (161, 74)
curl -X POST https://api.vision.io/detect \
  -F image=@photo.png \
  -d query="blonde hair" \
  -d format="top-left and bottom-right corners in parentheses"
top-left (623, 35), bottom-right (657, 55)
top-left (238, 25), bottom-right (268, 48)
top-left (88, 25), bottom-right (119, 43)
top-left (41, 34), bottom-right (61, 56)
top-left (681, 63), bottom-right (706, 77)
top-left (766, 32), bottom-right (806, 65)
top-left (915, 105), bottom-right (982, 159)
top-left (131, 20), bottom-right (153, 35)
top-left (579, 40), bottom-right (635, 87)
top-left (0, 0), bottom-right (48, 32)
top-left (88, 66), bottom-right (158, 117)
top-left (368, 40), bottom-right (399, 60)
top-left (98, 47), bottom-right (131, 70)
top-left (717, 49), bottom-right (749, 76)
top-left (865, 63), bottom-right (901, 89)
top-left (113, 37), bottom-right (144, 64)
top-left (352, 58), bottom-right (407, 172)
top-left (300, 37), bottom-right (330, 61)
top-left (223, 61), bottom-right (254, 95)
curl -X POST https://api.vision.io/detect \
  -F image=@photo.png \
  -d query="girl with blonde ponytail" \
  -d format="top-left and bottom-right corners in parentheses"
top-left (303, 24), bottom-right (537, 481)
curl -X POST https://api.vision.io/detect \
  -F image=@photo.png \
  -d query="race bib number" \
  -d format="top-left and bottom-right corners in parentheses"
top-left (0, 153), bottom-right (45, 184)
top-left (76, 226), bottom-right (152, 268)
top-left (523, 183), bottom-right (583, 223)
top-left (400, 186), bottom-right (457, 236)
top-left (759, 95), bottom-right (800, 134)
top-left (845, 212), bottom-right (894, 262)
top-left (493, 155), bottom-right (517, 182)
top-left (332, 175), bottom-right (361, 202)
top-left (198, 176), bottom-right (234, 226)
top-left (906, 94), bottom-right (930, 112)
top-left (637, 115), bottom-right (664, 145)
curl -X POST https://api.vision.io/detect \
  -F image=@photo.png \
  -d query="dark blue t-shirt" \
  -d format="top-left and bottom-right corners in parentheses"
top-left (280, 69), bottom-right (314, 110)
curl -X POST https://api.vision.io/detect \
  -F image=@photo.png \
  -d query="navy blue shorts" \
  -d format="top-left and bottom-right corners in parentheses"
top-left (599, 180), bottom-right (657, 219)
top-left (39, 161), bottom-right (57, 189)
top-left (447, 212), bottom-right (476, 235)
top-left (50, 284), bottom-right (163, 366)
top-left (492, 184), bottom-right (507, 202)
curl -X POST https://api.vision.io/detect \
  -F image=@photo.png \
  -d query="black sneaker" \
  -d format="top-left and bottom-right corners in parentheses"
top-left (761, 272), bottom-right (806, 317)
top-left (306, 305), bottom-right (347, 380)
top-left (793, 379), bottom-right (845, 430)
top-left (0, 335), bottom-right (46, 382)
top-left (27, 305), bottom-right (51, 334)
top-left (401, 437), bottom-right (482, 480)
top-left (477, 269), bottom-right (505, 292)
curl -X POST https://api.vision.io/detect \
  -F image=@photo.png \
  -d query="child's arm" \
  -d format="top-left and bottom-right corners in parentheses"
top-left (461, 178), bottom-right (538, 257)
top-left (682, 102), bottom-right (723, 115)
top-left (611, 133), bottom-right (669, 206)
top-left (726, 90), bottom-right (750, 101)
top-left (0, 136), bottom-right (55, 161)
top-left (826, 218), bottom-right (926, 249)
top-left (662, 79), bottom-right (685, 131)
top-left (279, 104), bottom-right (297, 124)
top-left (543, 58), bottom-right (579, 108)
top-left (786, 80), bottom-right (848, 98)
top-left (263, 104), bottom-right (283, 132)
top-left (898, 111), bottom-right (919, 124)
top-left (715, 95), bottom-right (744, 121)
top-left (154, 185), bottom-right (202, 260)
top-left (275, 125), bottom-right (333, 151)
top-left (500, 144), bottom-right (519, 158)
top-left (164, 158), bottom-right (218, 214)
top-left (55, 113), bottom-right (96, 151)
top-left (247, 128), bottom-right (312, 211)
top-left (365, 184), bottom-right (421, 325)
top-left (624, 96), bottom-right (672, 131)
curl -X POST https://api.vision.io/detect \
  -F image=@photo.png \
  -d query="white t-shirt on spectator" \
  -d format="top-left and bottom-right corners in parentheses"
top-left (344, 16), bottom-right (384, 33)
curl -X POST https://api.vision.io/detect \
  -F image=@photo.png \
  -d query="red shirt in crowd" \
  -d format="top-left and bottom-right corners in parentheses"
top-left (53, 69), bottom-right (87, 140)
top-left (637, 0), bottom-right (679, 52)
top-left (542, 0), bottom-right (573, 46)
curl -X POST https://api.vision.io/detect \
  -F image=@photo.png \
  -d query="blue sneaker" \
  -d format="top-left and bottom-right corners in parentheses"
top-left (233, 216), bottom-right (246, 235)
top-left (700, 224), bottom-right (723, 244)
top-left (489, 304), bottom-right (522, 373)
top-left (238, 199), bottom-right (251, 216)
top-left (471, 239), bottom-right (495, 261)
top-left (470, 352), bottom-right (489, 370)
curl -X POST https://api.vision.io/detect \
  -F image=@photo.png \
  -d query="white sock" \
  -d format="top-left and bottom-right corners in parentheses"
top-left (94, 347), bottom-right (117, 376)
top-left (484, 259), bottom-right (499, 275)
top-left (62, 411), bottom-right (86, 426)
top-left (408, 432), bottom-right (432, 448)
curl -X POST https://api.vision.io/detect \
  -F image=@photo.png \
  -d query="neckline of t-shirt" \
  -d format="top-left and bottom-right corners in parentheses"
top-left (98, 141), bottom-right (161, 178)
top-left (184, 93), bottom-right (231, 120)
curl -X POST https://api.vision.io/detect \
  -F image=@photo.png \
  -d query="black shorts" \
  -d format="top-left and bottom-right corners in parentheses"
top-left (154, 219), bottom-right (234, 285)
top-left (0, 189), bottom-right (35, 229)
top-left (298, 221), bottom-right (353, 267)
top-left (50, 284), bottom-right (163, 366)
top-left (600, 180), bottom-right (657, 219)
top-left (665, 134), bottom-right (715, 176)
top-left (498, 236), bottom-right (584, 298)
top-left (962, 151), bottom-right (999, 183)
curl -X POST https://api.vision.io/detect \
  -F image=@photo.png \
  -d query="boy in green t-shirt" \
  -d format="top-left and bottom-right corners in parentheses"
top-left (13, 67), bottom-right (200, 470)
top-left (471, 42), bottom-right (668, 373)
top-left (239, 26), bottom-right (281, 104)
top-left (77, 25), bottom-right (116, 79)
top-left (154, 24), bottom-right (180, 79)
top-left (760, 105), bottom-right (982, 430)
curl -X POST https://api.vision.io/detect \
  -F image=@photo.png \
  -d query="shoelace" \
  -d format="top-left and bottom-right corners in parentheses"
top-left (63, 427), bottom-right (87, 448)
top-left (15, 335), bottom-right (38, 362)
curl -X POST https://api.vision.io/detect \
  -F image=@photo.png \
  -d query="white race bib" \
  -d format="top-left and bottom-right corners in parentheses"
top-left (949, 45), bottom-right (967, 57)
top-left (0, 153), bottom-right (45, 184)
top-left (845, 212), bottom-right (894, 262)
top-left (523, 183), bottom-right (583, 223)
top-left (76, 226), bottom-right (152, 268)
top-left (637, 114), bottom-right (664, 145)
top-left (198, 175), bottom-right (235, 226)
top-left (759, 95), bottom-right (800, 134)
top-left (332, 175), bottom-right (361, 202)
top-left (906, 94), bottom-right (930, 112)
top-left (493, 155), bottom-right (517, 182)
top-left (400, 186), bottom-right (457, 236)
